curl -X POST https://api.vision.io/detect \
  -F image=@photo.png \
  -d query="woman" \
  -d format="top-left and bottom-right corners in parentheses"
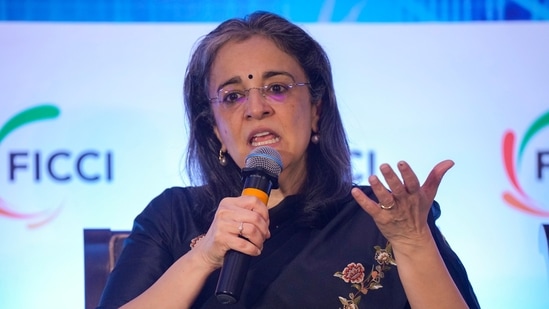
top-left (98, 11), bottom-right (480, 309)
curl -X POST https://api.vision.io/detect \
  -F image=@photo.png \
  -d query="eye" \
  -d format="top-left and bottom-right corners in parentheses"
top-left (265, 83), bottom-right (291, 102)
top-left (221, 90), bottom-right (246, 104)
top-left (266, 83), bottom-right (290, 95)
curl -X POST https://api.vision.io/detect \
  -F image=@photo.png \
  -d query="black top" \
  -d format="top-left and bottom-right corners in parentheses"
top-left (98, 186), bottom-right (480, 309)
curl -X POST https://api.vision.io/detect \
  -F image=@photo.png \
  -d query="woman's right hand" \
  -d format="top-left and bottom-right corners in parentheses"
top-left (120, 195), bottom-right (271, 309)
top-left (191, 195), bottom-right (272, 270)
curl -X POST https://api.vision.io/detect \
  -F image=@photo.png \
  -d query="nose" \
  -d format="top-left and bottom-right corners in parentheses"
top-left (245, 88), bottom-right (272, 119)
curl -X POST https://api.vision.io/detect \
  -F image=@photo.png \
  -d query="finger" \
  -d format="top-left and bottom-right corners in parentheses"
top-left (238, 195), bottom-right (270, 222)
top-left (397, 161), bottom-right (421, 194)
top-left (232, 221), bottom-right (267, 253)
top-left (214, 216), bottom-right (266, 255)
top-left (219, 196), bottom-right (270, 237)
top-left (214, 199), bottom-right (270, 248)
top-left (229, 233), bottom-right (264, 256)
top-left (351, 187), bottom-right (383, 217)
top-left (235, 214), bottom-right (271, 244)
top-left (379, 163), bottom-right (406, 197)
top-left (422, 160), bottom-right (455, 201)
top-left (368, 173), bottom-right (395, 206)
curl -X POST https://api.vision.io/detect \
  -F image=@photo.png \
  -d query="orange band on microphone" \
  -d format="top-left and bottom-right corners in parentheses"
top-left (242, 188), bottom-right (269, 205)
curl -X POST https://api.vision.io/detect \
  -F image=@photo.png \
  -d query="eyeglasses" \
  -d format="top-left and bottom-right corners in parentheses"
top-left (209, 82), bottom-right (310, 109)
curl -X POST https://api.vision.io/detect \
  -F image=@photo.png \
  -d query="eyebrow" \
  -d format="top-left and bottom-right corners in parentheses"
top-left (215, 71), bottom-right (297, 92)
top-left (262, 71), bottom-right (296, 81)
top-left (216, 76), bottom-right (242, 92)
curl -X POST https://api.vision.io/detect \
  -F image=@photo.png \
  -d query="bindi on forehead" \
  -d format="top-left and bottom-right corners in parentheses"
top-left (248, 74), bottom-right (253, 79)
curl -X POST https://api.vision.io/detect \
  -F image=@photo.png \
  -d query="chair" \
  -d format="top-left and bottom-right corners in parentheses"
top-left (84, 229), bottom-right (130, 309)
top-left (544, 224), bottom-right (549, 252)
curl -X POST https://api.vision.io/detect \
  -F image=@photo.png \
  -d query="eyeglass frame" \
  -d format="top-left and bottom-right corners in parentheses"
top-left (208, 82), bottom-right (311, 106)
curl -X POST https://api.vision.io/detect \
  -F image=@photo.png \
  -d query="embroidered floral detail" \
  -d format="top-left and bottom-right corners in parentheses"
top-left (340, 262), bottom-right (365, 283)
top-left (189, 234), bottom-right (205, 249)
top-left (334, 242), bottom-right (396, 309)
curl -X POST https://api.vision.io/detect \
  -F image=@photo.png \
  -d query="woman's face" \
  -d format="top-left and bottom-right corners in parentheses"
top-left (209, 35), bottom-right (319, 186)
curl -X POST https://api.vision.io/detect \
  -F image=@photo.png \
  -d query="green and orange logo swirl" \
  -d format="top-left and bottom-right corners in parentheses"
top-left (0, 105), bottom-right (63, 228)
top-left (502, 110), bottom-right (549, 217)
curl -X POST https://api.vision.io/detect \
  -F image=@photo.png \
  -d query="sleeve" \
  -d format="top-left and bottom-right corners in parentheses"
top-left (428, 201), bottom-right (481, 309)
top-left (96, 188), bottom-right (184, 309)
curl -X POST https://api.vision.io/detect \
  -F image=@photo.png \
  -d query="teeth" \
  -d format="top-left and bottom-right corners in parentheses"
top-left (253, 132), bottom-right (270, 137)
top-left (250, 131), bottom-right (278, 146)
top-left (251, 136), bottom-right (280, 147)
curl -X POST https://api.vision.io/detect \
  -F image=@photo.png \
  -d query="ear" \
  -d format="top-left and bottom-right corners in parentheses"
top-left (213, 126), bottom-right (226, 151)
top-left (311, 100), bottom-right (321, 133)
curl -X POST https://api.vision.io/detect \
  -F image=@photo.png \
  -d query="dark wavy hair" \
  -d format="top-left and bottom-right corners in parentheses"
top-left (183, 11), bottom-right (352, 228)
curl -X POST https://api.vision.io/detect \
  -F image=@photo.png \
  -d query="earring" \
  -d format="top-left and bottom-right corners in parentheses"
top-left (311, 133), bottom-right (320, 144)
top-left (218, 149), bottom-right (228, 166)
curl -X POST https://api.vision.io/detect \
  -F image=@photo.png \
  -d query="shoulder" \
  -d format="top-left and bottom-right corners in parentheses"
top-left (135, 186), bottom-right (212, 230)
top-left (139, 186), bottom-right (203, 213)
top-left (146, 186), bottom-right (210, 208)
top-left (152, 186), bottom-right (208, 202)
top-left (130, 186), bottom-right (213, 255)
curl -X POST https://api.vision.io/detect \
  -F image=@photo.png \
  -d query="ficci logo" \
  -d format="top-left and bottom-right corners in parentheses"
top-left (0, 104), bottom-right (114, 228)
top-left (502, 110), bottom-right (549, 217)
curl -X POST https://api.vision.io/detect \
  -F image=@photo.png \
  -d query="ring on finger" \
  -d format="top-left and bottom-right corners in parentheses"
top-left (379, 201), bottom-right (395, 210)
top-left (238, 222), bottom-right (244, 236)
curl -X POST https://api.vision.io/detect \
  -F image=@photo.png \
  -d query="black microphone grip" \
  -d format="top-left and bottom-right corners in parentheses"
top-left (215, 250), bottom-right (251, 305)
top-left (215, 147), bottom-right (282, 305)
top-left (215, 173), bottom-right (276, 304)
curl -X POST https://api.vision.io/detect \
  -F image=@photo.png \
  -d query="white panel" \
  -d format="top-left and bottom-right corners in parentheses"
top-left (0, 22), bottom-right (548, 308)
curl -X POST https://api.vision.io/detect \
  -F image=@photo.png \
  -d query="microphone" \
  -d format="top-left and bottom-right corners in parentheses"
top-left (215, 146), bottom-right (283, 305)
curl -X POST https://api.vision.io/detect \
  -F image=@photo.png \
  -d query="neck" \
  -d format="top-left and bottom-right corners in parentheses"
top-left (267, 189), bottom-right (284, 208)
top-left (267, 172), bottom-right (306, 209)
top-left (265, 156), bottom-right (308, 208)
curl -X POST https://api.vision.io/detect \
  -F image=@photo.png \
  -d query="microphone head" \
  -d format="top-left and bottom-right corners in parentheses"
top-left (244, 146), bottom-right (283, 178)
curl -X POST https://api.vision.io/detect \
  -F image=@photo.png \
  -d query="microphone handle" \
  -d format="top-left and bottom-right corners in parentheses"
top-left (215, 172), bottom-right (273, 304)
top-left (215, 250), bottom-right (251, 304)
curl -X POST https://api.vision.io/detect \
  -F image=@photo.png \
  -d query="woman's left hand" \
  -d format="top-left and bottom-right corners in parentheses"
top-left (351, 160), bottom-right (454, 248)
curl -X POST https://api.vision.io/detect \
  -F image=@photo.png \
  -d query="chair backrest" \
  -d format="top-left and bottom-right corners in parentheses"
top-left (84, 229), bottom-right (130, 309)
top-left (544, 224), bottom-right (549, 252)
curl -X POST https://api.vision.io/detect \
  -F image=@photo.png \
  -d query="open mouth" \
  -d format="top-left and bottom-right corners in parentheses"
top-left (249, 131), bottom-right (280, 147)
